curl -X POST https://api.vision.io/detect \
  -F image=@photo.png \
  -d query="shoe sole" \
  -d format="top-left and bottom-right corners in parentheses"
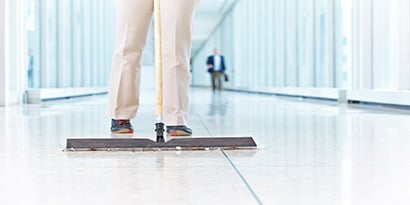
top-left (167, 130), bottom-right (192, 137)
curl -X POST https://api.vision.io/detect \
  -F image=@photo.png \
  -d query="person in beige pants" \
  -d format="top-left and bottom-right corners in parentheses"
top-left (108, 0), bottom-right (199, 135)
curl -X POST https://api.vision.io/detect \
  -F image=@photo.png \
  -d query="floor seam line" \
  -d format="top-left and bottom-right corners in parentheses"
top-left (221, 151), bottom-right (263, 205)
top-left (192, 106), bottom-right (263, 205)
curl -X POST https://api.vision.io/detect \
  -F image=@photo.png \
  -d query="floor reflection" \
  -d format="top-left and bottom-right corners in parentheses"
top-left (1, 89), bottom-right (410, 204)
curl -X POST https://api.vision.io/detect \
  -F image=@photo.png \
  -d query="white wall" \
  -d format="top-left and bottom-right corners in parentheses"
top-left (0, 0), bottom-right (5, 105)
top-left (353, 0), bottom-right (410, 91)
top-left (8, 0), bottom-right (27, 105)
top-left (398, 0), bottom-right (410, 90)
top-left (0, 0), bottom-right (28, 106)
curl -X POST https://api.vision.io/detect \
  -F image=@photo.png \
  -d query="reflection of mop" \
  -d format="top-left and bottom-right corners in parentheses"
top-left (66, 0), bottom-right (257, 151)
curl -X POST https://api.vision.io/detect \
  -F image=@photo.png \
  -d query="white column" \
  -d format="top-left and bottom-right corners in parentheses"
top-left (7, 0), bottom-right (27, 104)
top-left (351, 0), bottom-right (359, 89)
top-left (306, 0), bottom-right (315, 87)
top-left (327, 0), bottom-right (335, 87)
top-left (352, 0), bottom-right (372, 89)
top-left (398, 0), bottom-right (410, 90)
top-left (274, 0), bottom-right (286, 86)
top-left (285, 0), bottom-right (297, 86)
top-left (0, 0), bottom-right (7, 106)
top-left (0, 0), bottom-right (27, 106)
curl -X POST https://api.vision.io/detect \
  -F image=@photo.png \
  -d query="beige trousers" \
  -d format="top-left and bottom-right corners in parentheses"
top-left (211, 71), bottom-right (223, 90)
top-left (108, 0), bottom-right (199, 126)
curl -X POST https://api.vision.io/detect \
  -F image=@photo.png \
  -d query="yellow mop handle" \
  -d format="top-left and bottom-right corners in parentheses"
top-left (154, 0), bottom-right (163, 118)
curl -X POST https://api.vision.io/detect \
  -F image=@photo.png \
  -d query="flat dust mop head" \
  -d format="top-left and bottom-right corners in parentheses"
top-left (66, 137), bottom-right (257, 151)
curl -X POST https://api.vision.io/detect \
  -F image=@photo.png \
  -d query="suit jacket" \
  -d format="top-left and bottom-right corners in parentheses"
top-left (207, 55), bottom-right (226, 72)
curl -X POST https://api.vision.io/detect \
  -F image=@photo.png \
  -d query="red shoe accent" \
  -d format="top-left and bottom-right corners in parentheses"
top-left (128, 129), bottom-right (133, 133)
top-left (118, 120), bottom-right (123, 125)
top-left (171, 131), bottom-right (177, 136)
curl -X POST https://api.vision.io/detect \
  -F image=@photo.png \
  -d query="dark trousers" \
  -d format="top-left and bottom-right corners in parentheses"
top-left (211, 71), bottom-right (223, 90)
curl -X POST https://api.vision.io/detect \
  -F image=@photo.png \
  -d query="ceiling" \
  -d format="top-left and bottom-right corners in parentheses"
top-left (191, 0), bottom-right (236, 55)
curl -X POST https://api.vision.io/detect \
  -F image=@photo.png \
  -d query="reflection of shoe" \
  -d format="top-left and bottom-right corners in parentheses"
top-left (111, 133), bottom-right (133, 138)
top-left (111, 119), bottom-right (133, 134)
top-left (166, 125), bottom-right (192, 136)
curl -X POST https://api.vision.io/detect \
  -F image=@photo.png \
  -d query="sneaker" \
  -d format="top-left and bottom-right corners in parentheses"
top-left (111, 119), bottom-right (133, 134)
top-left (166, 125), bottom-right (192, 136)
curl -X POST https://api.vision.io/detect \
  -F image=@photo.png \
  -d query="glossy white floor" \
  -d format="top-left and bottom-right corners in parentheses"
top-left (1, 88), bottom-right (410, 205)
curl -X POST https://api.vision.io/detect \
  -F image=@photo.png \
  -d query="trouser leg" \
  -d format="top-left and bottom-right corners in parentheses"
top-left (108, 0), bottom-right (153, 119)
top-left (217, 72), bottom-right (222, 90)
top-left (212, 72), bottom-right (222, 90)
top-left (161, 0), bottom-right (200, 126)
top-left (211, 73), bottom-right (217, 90)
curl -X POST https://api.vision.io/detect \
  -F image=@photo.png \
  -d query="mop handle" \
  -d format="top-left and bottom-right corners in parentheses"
top-left (154, 0), bottom-right (163, 119)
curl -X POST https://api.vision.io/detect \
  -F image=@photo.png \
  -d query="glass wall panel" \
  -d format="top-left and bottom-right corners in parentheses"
top-left (72, 0), bottom-right (83, 87)
top-left (26, 0), bottom-right (37, 88)
top-left (274, 0), bottom-right (285, 86)
top-left (285, 0), bottom-right (297, 86)
top-left (26, 0), bottom-right (116, 89)
top-left (297, 0), bottom-right (314, 87)
top-left (266, 0), bottom-right (275, 87)
top-left (372, 0), bottom-right (399, 89)
top-left (83, 0), bottom-right (92, 87)
top-left (13, 0), bottom-right (409, 102)
top-left (43, 0), bottom-right (58, 88)
top-left (238, 1), bottom-right (250, 87)
top-left (248, 0), bottom-right (255, 87)
top-left (398, 0), bottom-right (410, 90)
top-left (223, 14), bottom-right (234, 87)
top-left (354, 0), bottom-right (372, 89)
top-left (91, 0), bottom-right (99, 87)
top-left (314, 0), bottom-right (330, 87)
top-left (57, 0), bottom-right (72, 87)
top-left (190, 0), bottom-right (409, 95)
top-left (334, 0), bottom-right (353, 89)
top-left (231, 6), bottom-right (242, 87)
top-left (258, 0), bottom-right (266, 87)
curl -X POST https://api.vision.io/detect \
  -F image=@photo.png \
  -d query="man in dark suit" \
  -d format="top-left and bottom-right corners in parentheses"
top-left (206, 48), bottom-right (226, 90)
